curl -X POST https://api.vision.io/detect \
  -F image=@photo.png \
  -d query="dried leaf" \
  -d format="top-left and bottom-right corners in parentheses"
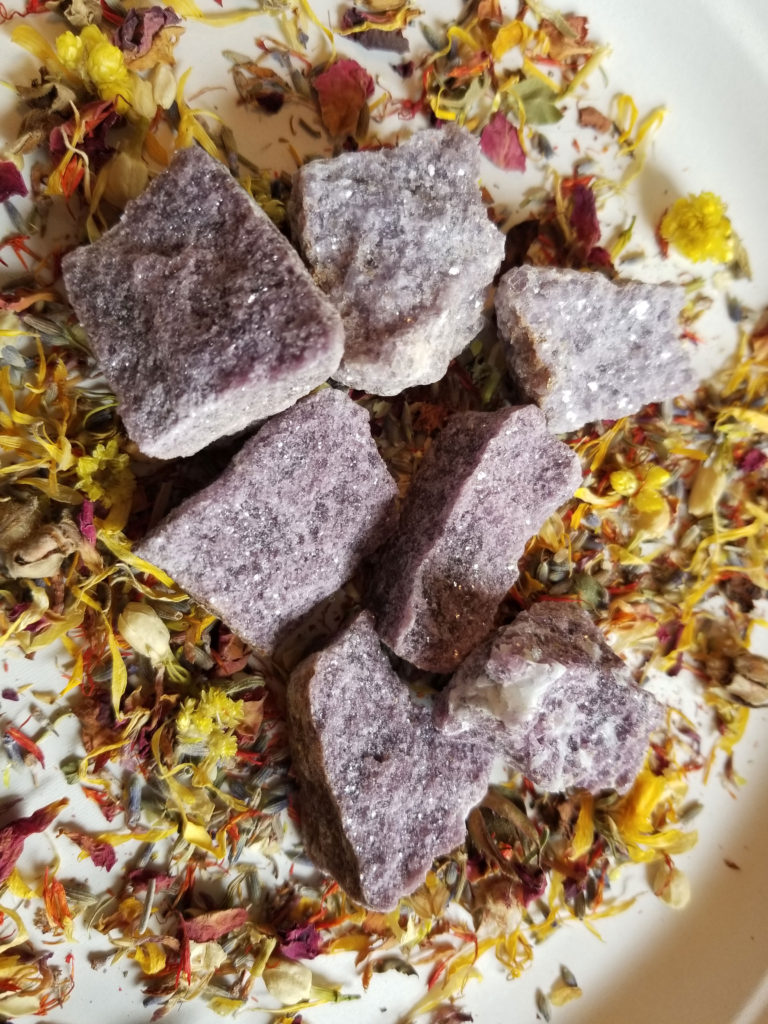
top-left (371, 956), bottom-right (417, 977)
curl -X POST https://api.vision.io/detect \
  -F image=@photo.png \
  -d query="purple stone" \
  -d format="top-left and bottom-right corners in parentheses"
top-left (436, 602), bottom-right (665, 793)
top-left (287, 611), bottom-right (492, 910)
top-left (289, 126), bottom-right (505, 395)
top-left (495, 265), bottom-right (697, 433)
top-left (367, 404), bottom-right (581, 673)
top-left (136, 389), bottom-right (397, 652)
top-left (62, 146), bottom-right (344, 458)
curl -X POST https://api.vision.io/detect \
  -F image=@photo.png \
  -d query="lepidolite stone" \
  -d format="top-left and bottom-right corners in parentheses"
top-left (289, 126), bottom-right (505, 395)
top-left (137, 389), bottom-right (397, 652)
top-left (495, 265), bottom-right (696, 434)
top-left (62, 146), bottom-right (344, 458)
top-left (436, 602), bottom-right (665, 793)
top-left (288, 612), bottom-right (492, 910)
top-left (367, 405), bottom-right (581, 673)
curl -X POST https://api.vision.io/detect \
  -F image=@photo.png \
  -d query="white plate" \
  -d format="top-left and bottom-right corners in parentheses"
top-left (1, 3), bottom-right (767, 1023)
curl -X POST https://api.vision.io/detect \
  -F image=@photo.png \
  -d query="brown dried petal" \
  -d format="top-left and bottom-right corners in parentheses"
top-left (125, 26), bottom-right (185, 71)
top-left (734, 652), bottom-right (768, 685)
top-left (5, 518), bottom-right (82, 579)
top-left (728, 674), bottom-right (768, 707)
top-left (577, 105), bottom-right (613, 133)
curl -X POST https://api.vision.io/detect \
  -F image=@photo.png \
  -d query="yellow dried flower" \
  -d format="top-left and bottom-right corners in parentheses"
top-left (176, 688), bottom-right (244, 744)
top-left (659, 191), bottom-right (734, 263)
top-left (86, 40), bottom-right (128, 87)
top-left (610, 465), bottom-right (670, 514)
top-left (75, 439), bottom-right (131, 504)
top-left (55, 30), bottom-right (84, 70)
top-left (609, 469), bottom-right (639, 496)
top-left (80, 24), bottom-right (103, 48)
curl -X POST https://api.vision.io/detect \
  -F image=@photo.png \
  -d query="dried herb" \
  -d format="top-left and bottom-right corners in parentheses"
top-left (0, 1), bottom-right (762, 1020)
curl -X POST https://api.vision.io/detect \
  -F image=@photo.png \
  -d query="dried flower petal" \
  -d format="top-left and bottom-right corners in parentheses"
top-left (0, 161), bottom-right (28, 203)
top-left (313, 58), bottom-right (374, 137)
top-left (0, 799), bottom-right (68, 884)
top-left (480, 111), bottom-right (526, 171)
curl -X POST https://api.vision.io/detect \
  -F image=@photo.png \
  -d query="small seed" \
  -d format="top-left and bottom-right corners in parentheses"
top-left (536, 988), bottom-right (552, 1022)
top-left (561, 964), bottom-right (578, 988)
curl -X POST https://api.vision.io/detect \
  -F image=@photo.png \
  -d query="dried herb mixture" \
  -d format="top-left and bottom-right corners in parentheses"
top-left (0, 0), bottom-right (765, 1020)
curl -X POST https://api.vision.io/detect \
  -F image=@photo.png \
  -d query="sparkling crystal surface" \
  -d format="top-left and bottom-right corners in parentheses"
top-left (136, 389), bottom-right (397, 652)
top-left (287, 611), bottom-right (492, 910)
top-left (436, 602), bottom-right (665, 793)
top-left (367, 404), bottom-right (581, 673)
top-left (62, 146), bottom-right (344, 458)
top-left (289, 126), bottom-right (505, 395)
top-left (495, 265), bottom-right (697, 433)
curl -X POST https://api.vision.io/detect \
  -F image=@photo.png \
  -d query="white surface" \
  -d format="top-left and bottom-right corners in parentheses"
top-left (1, 2), bottom-right (768, 1023)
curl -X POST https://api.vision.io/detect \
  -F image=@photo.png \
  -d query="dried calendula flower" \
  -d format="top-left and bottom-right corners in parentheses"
top-left (610, 465), bottom-right (671, 514)
top-left (117, 602), bottom-right (188, 682)
top-left (651, 859), bottom-right (691, 908)
top-left (659, 191), bottom-right (734, 263)
top-left (263, 959), bottom-right (313, 1005)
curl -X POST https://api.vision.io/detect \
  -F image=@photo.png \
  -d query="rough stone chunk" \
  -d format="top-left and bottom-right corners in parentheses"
top-left (367, 405), bottom-right (581, 673)
top-left (137, 389), bottom-right (397, 652)
top-left (62, 146), bottom-right (344, 458)
top-left (495, 265), bottom-right (697, 433)
top-left (289, 126), bottom-right (505, 395)
top-left (288, 612), bottom-right (492, 909)
top-left (436, 602), bottom-right (665, 793)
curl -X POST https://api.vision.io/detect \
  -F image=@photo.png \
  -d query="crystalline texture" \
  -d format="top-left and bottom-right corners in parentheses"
top-left (136, 389), bottom-right (397, 652)
top-left (289, 126), bottom-right (505, 395)
top-left (62, 146), bottom-right (344, 458)
top-left (436, 602), bottom-right (665, 793)
top-left (367, 404), bottom-right (581, 673)
top-left (287, 611), bottom-right (492, 910)
top-left (495, 265), bottom-right (697, 434)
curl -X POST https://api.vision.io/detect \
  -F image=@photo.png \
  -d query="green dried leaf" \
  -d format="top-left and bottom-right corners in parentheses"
top-left (510, 79), bottom-right (563, 125)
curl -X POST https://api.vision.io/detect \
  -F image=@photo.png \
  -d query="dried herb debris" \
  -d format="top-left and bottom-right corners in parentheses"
top-left (0, 1), bottom-right (764, 1020)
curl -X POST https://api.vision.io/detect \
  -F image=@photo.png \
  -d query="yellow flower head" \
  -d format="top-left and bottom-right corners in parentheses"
top-left (659, 191), bottom-right (734, 263)
top-left (86, 40), bottom-right (129, 88)
top-left (176, 688), bottom-right (244, 744)
top-left (75, 439), bottom-right (132, 505)
top-left (55, 30), bottom-right (84, 71)
top-left (609, 469), bottom-right (639, 497)
top-left (610, 465), bottom-right (671, 514)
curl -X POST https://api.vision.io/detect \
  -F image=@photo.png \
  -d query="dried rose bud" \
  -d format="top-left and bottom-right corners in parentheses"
top-left (263, 959), bottom-right (312, 1005)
